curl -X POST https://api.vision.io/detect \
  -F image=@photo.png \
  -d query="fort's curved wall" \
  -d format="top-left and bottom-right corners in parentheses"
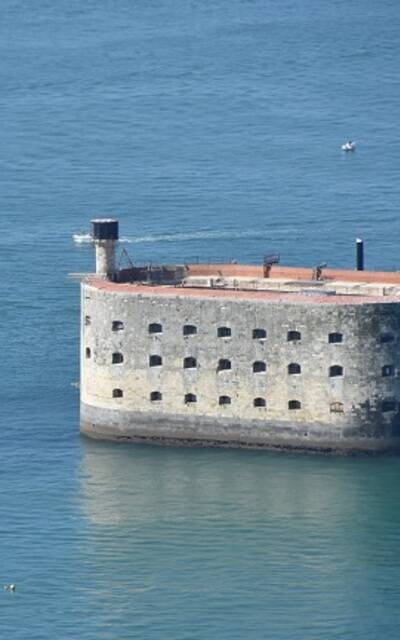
top-left (80, 282), bottom-right (400, 453)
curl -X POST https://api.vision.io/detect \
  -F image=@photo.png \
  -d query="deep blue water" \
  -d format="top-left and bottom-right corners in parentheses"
top-left (1, 1), bottom-right (400, 637)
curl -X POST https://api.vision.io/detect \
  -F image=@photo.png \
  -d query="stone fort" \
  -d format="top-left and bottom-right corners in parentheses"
top-left (80, 219), bottom-right (400, 453)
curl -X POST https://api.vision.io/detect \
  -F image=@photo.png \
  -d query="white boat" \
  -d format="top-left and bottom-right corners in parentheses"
top-left (341, 141), bottom-right (356, 151)
top-left (73, 233), bottom-right (92, 244)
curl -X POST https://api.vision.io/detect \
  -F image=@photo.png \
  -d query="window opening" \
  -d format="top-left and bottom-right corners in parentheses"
top-left (219, 395), bottom-right (231, 406)
top-left (382, 365), bottom-right (395, 377)
top-left (85, 347), bottom-right (91, 359)
top-left (288, 400), bottom-right (301, 410)
top-left (218, 326), bottom-right (231, 338)
top-left (253, 361), bottom-right (266, 373)
top-left (184, 357), bottom-right (197, 369)
top-left (185, 393), bottom-right (197, 404)
top-left (183, 325), bottom-right (197, 336)
top-left (112, 388), bottom-right (123, 398)
top-left (253, 328), bottom-right (267, 340)
top-left (112, 320), bottom-right (124, 332)
top-left (329, 333), bottom-right (343, 344)
top-left (329, 365), bottom-right (343, 377)
top-left (218, 359), bottom-right (231, 371)
top-left (112, 352), bottom-right (123, 364)
top-left (254, 397), bottom-right (266, 407)
top-left (149, 323), bottom-right (162, 334)
top-left (85, 315), bottom-right (91, 326)
top-left (287, 330), bottom-right (301, 342)
top-left (150, 391), bottom-right (162, 402)
top-left (330, 402), bottom-right (344, 413)
top-left (288, 363), bottom-right (301, 375)
top-left (149, 355), bottom-right (162, 367)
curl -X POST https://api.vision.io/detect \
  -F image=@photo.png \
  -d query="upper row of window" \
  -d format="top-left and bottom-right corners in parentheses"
top-left (85, 316), bottom-right (399, 345)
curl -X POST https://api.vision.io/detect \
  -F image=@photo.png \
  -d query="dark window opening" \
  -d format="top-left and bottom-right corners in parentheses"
top-left (149, 323), bottom-right (162, 334)
top-left (329, 365), bottom-right (343, 377)
top-left (287, 330), bottom-right (301, 342)
top-left (219, 395), bottom-right (231, 406)
top-left (382, 365), bottom-right (395, 377)
top-left (288, 400), bottom-right (301, 410)
top-left (380, 333), bottom-right (394, 344)
top-left (184, 357), bottom-right (197, 369)
top-left (112, 352), bottom-right (123, 364)
top-left (382, 400), bottom-right (397, 412)
top-left (183, 325), bottom-right (197, 336)
top-left (288, 363), bottom-right (301, 375)
top-left (218, 326), bottom-right (231, 338)
top-left (329, 332), bottom-right (343, 344)
top-left (253, 361), bottom-right (266, 373)
top-left (149, 355), bottom-right (162, 367)
top-left (112, 320), bottom-right (124, 332)
top-left (185, 393), bottom-right (197, 404)
top-left (330, 402), bottom-right (344, 413)
top-left (150, 391), bottom-right (162, 402)
top-left (218, 359), bottom-right (231, 371)
top-left (85, 315), bottom-right (91, 326)
top-left (112, 388), bottom-right (123, 398)
top-left (85, 347), bottom-right (91, 359)
top-left (253, 328), bottom-right (267, 340)
top-left (254, 397), bottom-right (266, 407)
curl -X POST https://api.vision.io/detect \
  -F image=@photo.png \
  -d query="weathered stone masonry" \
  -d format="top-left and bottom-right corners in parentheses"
top-left (80, 280), bottom-right (400, 453)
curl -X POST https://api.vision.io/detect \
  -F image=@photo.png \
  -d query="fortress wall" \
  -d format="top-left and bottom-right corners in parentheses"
top-left (80, 283), bottom-right (400, 450)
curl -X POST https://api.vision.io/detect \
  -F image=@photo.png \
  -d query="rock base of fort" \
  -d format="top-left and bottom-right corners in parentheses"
top-left (80, 403), bottom-right (400, 455)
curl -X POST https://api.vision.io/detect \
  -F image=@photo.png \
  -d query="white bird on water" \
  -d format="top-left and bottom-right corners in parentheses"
top-left (3, 584), bottom-right (16, 592)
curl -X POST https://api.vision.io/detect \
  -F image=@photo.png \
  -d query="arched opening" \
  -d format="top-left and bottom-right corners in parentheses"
top-left (112, 388), bottom-right (123, 398)
top-left (288, 363), bottom-right (301, 375)
top-left (288, 400), bottom-right (301, 410)
top-left (253, 397), bottom-right (266, 407)
top-left (183, 357), bottom-right (197, 369)
top-left (149, 355), bottom-right (162, 367)
top-left (253, 328), bottom-right (267, 340)
top-left (329, 332), bottom-right (343, 344)
top-left (330, 402), bottom-right (344, 413)
top-left (183, 325), bottom-right (197, 336)
top-left (112, 352), bottom-right (123, 364)
top-left (219, 395), bottom-right (231, 406)
top-left (150, 391), bottom-right (162, 402)
top-left (329, 365), bottom-right (343, 377)
top-left (287, 330), bottom-right (301, 342)
top-left (218, 359), bottom-right (231, 372)
top-left (217, 326), bottom-right (231, 338)
top-left (149, 323), bottom-right (162, 334)
top-left (253, 361), bottom-right (266, 373)
top-left (112, 320), bottom-right (124, 332)
top-left (184, 393), bottom-right (197, 404)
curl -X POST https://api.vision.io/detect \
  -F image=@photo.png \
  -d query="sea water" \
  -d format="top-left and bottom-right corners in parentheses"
top-left (1, 1), bottom-right (400, 638)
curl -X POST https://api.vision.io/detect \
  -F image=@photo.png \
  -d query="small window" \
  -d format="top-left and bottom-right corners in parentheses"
top-left (112, 388), bottom-right (123, 398)
top-left (149, 355), bottom-right (162, 367)
top-left (183, 357), bottom-right (197, 369)
top-left (183, 325), bottom-right (197, 336)
top-left (218, 359), bottom-right (231, 371)
top-left (150, 391), bottom-right (162, 402)
top-left (382, 365), bottom-right (395, 377)
top-left (254, 397), bottom-right (266, 407)
top-left (380, 333), bottom-right (394, 344)
top-left (329, 365), bottom-right (343, 377)
top-left (112, 320), bottom-right (124, 332)
top-left (288, 400), bottom-right (301, 410)
top-left (253, 361), bottom-right (266, 373)
top-left (185, 393), bottom-right (197, 404)
top-left (85, 315), bottom-right (91, 326)
top-left (382, 400), bottom-right (397, 412)
top-left (330, 402), bottom-right (344, 413)
top-left (288, 363), bottom-right (301, 375)
top-left (149, 323), bottom-right (162, 334)
top-left (219, 395), bottom-right (231, 406)
top-left (218, 326), bottom-right (231, 338)
top-left (85, 347), bottom-right (91, 359)
top-left (112, 352), bottom-right (123, 364)
top-left (329, 332), bottom-right (343, 344)
top-left (253, 328), bottom-right (267, 340)
top-left (287, 330), bottom-right (301, 342)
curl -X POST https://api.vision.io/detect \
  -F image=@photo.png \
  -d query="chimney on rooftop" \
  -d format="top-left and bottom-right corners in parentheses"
top-left (91, 218), bottom-right (119, 279)
top-left (356, 238), bottom-right (364, 271)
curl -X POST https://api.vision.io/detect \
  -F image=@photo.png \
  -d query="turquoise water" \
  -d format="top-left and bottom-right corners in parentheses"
top-left (2, 0), bottom-right (400, 637)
